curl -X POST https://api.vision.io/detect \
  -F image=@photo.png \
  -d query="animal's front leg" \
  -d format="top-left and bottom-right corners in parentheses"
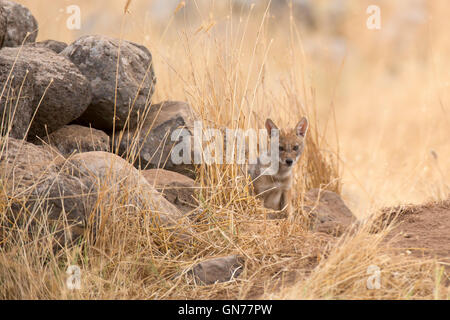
top-left (280, 189), bottom-right (293, 219)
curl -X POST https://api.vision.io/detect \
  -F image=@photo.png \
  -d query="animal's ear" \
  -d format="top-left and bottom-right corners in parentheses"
top-left (295, 117), bottom-right (308, 137)
top-left (265, 118), bottom-right (279, 136)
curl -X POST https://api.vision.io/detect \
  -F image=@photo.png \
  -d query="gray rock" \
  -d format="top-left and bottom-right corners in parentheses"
top-left (0, 6), bottom-right (6, 48)
top-left (61, 35), bottom-right (157, 131)
top-left (0, 0), bottom-right (38, 48)
top-left (28, 39), bottom-right (68, 53)
top-left (0, 50), bottom-right (35, 139)
top-left (115, 101), bottom-right (198, 178)
top-left (189, 255), bottom-right (244, 285)
top-left (303, 188), bottom-right (357, 236)
top-left (65, 151), bottom-right (184, 227)
top-left (0, 137), bottom-right (79, 246)
top-left (141, 168), bottom-right (198, 214)
top-left (0, 46), bottom-right (92, 138)
top-left (40, 125), bottom-right (110, 156)
top-left (1, 138), bottom-right (188, 248)
top-left (0, 137), bottom-right (62, 184)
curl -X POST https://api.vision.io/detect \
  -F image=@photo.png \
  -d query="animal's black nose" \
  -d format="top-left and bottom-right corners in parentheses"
top-left (286, 158), bottom-right (293, 166)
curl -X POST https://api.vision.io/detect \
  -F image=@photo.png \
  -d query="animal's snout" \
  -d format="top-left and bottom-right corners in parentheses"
top-left (285, 158), bottom-right (293, 166)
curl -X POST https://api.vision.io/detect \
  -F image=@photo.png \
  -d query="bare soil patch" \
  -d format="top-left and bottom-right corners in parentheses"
top-left (383, 200), bottom-right (450, 266)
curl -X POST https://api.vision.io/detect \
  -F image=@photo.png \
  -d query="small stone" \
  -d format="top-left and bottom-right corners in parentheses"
top-left (189, 255), bottom-right (244, 285)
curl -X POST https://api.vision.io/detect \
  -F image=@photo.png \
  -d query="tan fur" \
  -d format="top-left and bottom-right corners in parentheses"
top-left (248, 117), bottom-right (308, 218)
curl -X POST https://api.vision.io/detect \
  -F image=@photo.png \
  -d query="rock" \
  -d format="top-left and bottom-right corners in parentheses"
top-left (0, 137), bottom-right (81, 246)
top-left (0, 137), bottom-right (61, 183)
top-left (61, 35), bottom-right (157, 131)
top-left (1, 138), bottom-right (189, 247)
top-left (115, 101), bottom-right (198, 178)
top-left (0, 46), bottom-right (92, 138)
top-left (64, 151), bottom-right (184, 227)
top-left (302, 188), bottom-right (357, 236)
top-left (141, 169), bottom-right (197, 214)
top-left (61, 152), bottom-right (191, 242)
top-left (28, 39), bottom-right (68, 53)
top-left (0, 0), bottom-right (38, 48)
top-left (0, 6), bottom-right (6, 48)
top-left (0, 50), bottom-right (35, 139)
top-left (189, 255), bottom-right (244, 285)
top-left (39, 125), bottom-right (110, 156)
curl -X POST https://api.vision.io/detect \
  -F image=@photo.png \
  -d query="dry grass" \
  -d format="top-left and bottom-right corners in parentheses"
top-left (0, 0), bottom-right (448, 299)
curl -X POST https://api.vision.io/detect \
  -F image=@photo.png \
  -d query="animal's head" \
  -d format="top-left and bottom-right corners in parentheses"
top-left (265, 117), bottom-right (309, 169)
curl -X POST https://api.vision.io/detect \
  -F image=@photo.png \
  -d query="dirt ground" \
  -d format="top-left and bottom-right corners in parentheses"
top-left (383, 200), bottom-right (450, 267)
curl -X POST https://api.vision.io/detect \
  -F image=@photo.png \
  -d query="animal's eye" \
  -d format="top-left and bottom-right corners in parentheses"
top-left (293, 145), bottom-right (299, 151)
top-left (279, 146), bottom-right (284, 152)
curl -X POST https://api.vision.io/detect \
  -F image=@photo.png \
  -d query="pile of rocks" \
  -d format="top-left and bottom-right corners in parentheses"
top-left (0, 1), bottom-right (197, 168)
top-left (0, 1), bottom-right (199, 247)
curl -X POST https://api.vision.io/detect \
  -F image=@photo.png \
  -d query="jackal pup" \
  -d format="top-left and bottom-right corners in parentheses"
top-left (248, 117), bottom-right (308, 217)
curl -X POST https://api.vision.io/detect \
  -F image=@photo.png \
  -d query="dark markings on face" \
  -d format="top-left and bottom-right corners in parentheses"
top-left (278, 131), bottom-right (305, 167)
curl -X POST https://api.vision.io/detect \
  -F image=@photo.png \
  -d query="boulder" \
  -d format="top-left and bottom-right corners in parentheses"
top-left (39, 125), bottom-right (110, 156)
top-left (0, 0), bottom-right (38, 48)
top-left (28, 39), bottom-right (68, 53)
top-left (0, 6), bottom-right (6, 48)
top-left (64, 151), bottom-right (184, 227)
top-left (0, 46), bottom-right (92, 138)
top-left (1, 138), bottom-right (92, 245)
top-left (1, 138), bottom-right (188, 247)
top-left (302, 188), bottom-right (357, 236)
top-left (61, 35), bottom-right (157, 131)
top-left (189, 255), bottom-right (244, 285)
top-left (115, 101), bottom-right (197, 177)
top-left (0, 137), bottom-right (62, 184)
top-left (141, 169), bottom-right (197, 214)
top-left (0, 50), bottom-right (35, 139)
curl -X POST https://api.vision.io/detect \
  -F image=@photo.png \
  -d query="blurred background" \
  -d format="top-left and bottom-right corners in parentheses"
top-left (15, 0), bottom-right (450, 216)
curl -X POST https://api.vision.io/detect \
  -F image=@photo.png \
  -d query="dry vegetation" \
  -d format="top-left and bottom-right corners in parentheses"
top-left (0, 0), bottom-right (449, 299)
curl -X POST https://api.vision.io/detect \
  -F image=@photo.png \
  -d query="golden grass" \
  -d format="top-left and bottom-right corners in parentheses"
top-left (0, 0), bottom-right (448, 299)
